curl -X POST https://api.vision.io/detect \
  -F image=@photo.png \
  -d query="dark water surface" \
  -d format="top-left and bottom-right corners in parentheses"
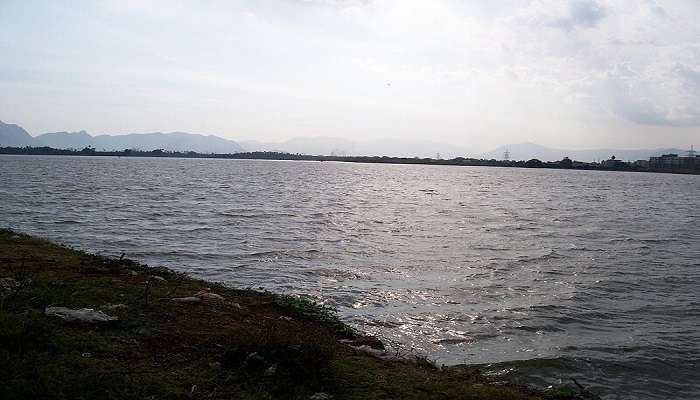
top-left (1, 155), bottom-right (699, 399)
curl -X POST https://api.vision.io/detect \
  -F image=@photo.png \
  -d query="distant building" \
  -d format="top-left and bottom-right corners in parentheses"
top-left (603, 155), bottom-right (626, 169)
top-left (649, 152), bottom-right (700, 170)
top-left (559, 156), bottom-right (573, 168)
top-left (650, 154), bottom-right (681, 169)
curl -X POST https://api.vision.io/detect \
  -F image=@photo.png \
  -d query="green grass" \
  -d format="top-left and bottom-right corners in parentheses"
top-left (269, 293), bottom-right (357, 337)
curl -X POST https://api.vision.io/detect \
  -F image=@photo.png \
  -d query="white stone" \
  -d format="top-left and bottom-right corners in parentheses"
top-left (45, 307), bottom-right (118, 323)
top-left (195, 290), bottom-right (224, 300)
top-left (171, 296), bottom-right (202, 303)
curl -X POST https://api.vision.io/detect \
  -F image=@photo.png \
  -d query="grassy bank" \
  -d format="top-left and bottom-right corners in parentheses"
top-left (0, 229), bottom-right (589, 400)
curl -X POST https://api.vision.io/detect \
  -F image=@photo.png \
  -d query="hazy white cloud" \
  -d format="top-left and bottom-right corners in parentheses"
top-left (547, 0), bottom-right (607, 31)
top-left (0, 0), bottom-right (698, 151)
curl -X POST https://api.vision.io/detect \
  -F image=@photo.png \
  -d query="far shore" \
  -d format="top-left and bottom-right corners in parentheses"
top-left (2, 146), bottom-right (699, 175)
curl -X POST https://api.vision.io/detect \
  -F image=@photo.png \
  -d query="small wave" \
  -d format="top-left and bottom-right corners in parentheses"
top-left (217, 211), bottom-right (296, 218)
top-left (609, 237), bottom-right (636, 242)
top-left (511, 324), bottom-right (564, 333)
top-left (178, 226), bottom-right (214, 232)
top-left (516, 249), bottom-right (564, 264)
top-left (435, 337), bottom-right (473, 345)
top-left (246, 249), bottom-right (321, 260)
top-left (639, 238), bottom-right (675, 243)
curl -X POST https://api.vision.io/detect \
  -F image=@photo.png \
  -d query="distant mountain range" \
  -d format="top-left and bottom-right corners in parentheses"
top-left (480, 142), bottom-right (688, 162)
top-left (239, 137), bottom-right (471, 158)
top-left (36, 130), bottom-right (245, 154)
top-left (0, 120), bottom-right (244, 153)
top-left (0, 120), bottom-right (690, 161)
top-left (0, 120), bottom-right (36, 147)
top-left (0, 120), bottom-right (469, 158)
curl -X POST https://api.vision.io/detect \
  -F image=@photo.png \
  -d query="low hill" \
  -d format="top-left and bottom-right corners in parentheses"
top-left (0, 120), bottom-right (38, 147)
top-left (36, 131), bottom-right (245, 153)
top-left (239, 136), bottom-right (472, 158)
top-left (482, 142), bottom-right (687, 162)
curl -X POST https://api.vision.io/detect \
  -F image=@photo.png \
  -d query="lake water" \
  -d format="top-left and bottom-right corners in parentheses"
top-left (1, 155), bottom-right (699, 399)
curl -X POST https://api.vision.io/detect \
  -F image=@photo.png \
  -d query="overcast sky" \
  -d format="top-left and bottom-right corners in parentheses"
top-left (1, 0), bottom-right (698, 151)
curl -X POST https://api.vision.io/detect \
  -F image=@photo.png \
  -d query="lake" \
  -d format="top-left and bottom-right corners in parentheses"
top-left (1, 155), bottom-right (698, 399)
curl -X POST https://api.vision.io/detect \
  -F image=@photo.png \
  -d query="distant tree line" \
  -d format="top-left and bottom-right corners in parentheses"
top-left (1, 145), bottom-right (696, 174)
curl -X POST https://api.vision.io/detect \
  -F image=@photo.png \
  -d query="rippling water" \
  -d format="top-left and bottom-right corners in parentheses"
top-left (1, 155), bottom-right (699, 399)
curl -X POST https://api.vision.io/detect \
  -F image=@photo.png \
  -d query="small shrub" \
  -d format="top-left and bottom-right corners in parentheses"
top-left (0, 311), bottom-right (51, 355)
top-left (222, 321), bottom-right (337, 395)
top-left (272, 295), bottom-right (356, 337)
